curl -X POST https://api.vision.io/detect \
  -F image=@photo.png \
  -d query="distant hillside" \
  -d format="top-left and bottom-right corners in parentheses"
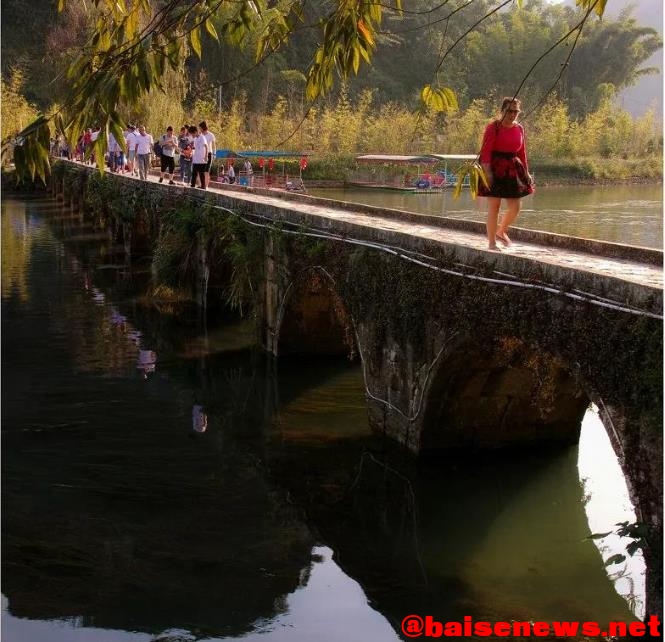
top-left (3, 0), bottom-right (661, 119)
top-left (1, 0), bottom-right (57, 104)
top-left (564, 0), bottom-right (662, 116)
top-left (612, 1), bottom-right (663, 117)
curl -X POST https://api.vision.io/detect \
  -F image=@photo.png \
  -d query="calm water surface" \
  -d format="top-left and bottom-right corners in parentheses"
top-left (308, 184), bottom-right (663, 248)
top-left (1, 194), bottom-right (645, 641)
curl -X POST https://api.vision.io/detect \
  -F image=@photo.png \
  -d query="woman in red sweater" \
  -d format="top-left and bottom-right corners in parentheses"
top-left (478, 97), bottom-right (534, 250)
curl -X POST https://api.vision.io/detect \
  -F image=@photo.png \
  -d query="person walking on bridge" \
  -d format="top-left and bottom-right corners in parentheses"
top-left (158, 126), bottom-right (178, 185)
top-left (189, 125), bottom-right (209, 190)
top-left (135, 124), bottom-right (154, 181)
top-left (478, 97), bottom-right (534, 251)
top-left (199, 121), bottom-right (216, 188)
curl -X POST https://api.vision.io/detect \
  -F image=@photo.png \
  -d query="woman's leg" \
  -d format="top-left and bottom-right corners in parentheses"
top-left (497, 198), bottom-right (521, 243)
top-left (486, 197), bottom-right (501, 249)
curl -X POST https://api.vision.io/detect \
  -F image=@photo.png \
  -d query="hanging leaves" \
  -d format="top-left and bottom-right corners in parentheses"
top-left (420, 85), bottom-right (458, 113)
top-left (14, 0), bottom-right (231, 180)
top-left (12, 116), bottom-right (52, 184)
top-left (576, 0), bottom-right (608, 17)
top-left (305, 0), bottom-right (402, 101)
top-left (453, 160), bottom-right (487, 200)
top-left (12, 0), bottom-right (615, 184)
top-left (189, 27), bottom-right (202, 58)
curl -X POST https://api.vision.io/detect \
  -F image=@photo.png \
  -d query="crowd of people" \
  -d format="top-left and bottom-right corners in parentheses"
top-left (63, 121), bottom-right (249, 190)
top-left (58, 97), bottom-right (533, 251)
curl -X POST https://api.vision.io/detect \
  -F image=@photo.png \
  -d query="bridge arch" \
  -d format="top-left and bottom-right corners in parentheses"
top-left (418, 335), bottom-right (591, 453)
top-left (273, 266), bottom-right (357, 358)
top-left (416, 330), bottom-right (663, 615)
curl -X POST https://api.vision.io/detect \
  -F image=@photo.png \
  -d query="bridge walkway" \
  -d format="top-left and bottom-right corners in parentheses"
top-left (75, 163), bottom-right (665, 295)
top-left (194, 178), bottom-right (663, 294)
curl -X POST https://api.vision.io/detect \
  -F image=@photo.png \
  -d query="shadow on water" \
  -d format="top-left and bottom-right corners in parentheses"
top-left (265, 404), bottom-right (636, 630)
top-left (1, 195), bottom-right (640, 640)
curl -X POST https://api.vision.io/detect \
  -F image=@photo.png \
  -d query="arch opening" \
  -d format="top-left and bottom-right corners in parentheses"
top-left (276, 271), bottom-right (357, 358)
top-left (578, 404), bottom-right (646, 619)
top-left (418, 336), bottom-right (648, 618)
top-left (420, 337), bottom-right (588, 453)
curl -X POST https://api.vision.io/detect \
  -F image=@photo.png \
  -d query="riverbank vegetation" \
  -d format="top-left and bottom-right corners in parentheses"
top-left (1, 0), bottom-right (662, 184)
top-left (201, 88), bottom-right (663, 183)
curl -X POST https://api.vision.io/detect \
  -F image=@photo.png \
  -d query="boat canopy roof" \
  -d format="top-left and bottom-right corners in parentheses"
top-left (356, 154), bottom-right (437, 165)
top-left (428, 154), bottom-right (478, 161)
top-left (215, 150), bottom-right (309, 159)
top-left (215, 149), bottom-right (242, 159)
top-left (237, 150), bottom-right (309, 158)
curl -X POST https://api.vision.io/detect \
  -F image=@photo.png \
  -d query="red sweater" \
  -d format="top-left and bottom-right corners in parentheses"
top-left (479, 122), bottom-right (529, 171)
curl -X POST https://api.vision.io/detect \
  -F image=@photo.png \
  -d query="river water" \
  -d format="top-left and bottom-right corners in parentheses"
top-left (308, 184), bottom-right (663, 249)
top-left (1, 191), bottom-right (649, 641)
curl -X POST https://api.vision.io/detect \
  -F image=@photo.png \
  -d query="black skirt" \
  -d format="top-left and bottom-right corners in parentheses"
top-left (479, 151), bottom-right (534, 199)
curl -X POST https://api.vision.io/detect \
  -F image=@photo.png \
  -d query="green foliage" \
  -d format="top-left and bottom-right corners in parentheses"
top-left (83, 171), bottom-right (142, 224)
top-left (1, 68), bottom-right (47, 179)
top-left (300, 155), bottom-right (355, 181)
top-left (451, 0), bottom-right (661, 117)
top-left (588, 521), bottom-right (648, 567)
top-left (11, 117), bottom-right (51, 184)
top-left (134, 68), bottom-right (189, 136)
top-left (1, 69), bottom-right (40, 146)
top-left (222, 210), bottom-right (266, 314)
top-left (151, 202), bottom-right (265, 313)
top-left (152, 205), bottom-right (209, 290)
top-left (8, 0), bottom-right (662, 187)
top-left (306, 0), bottom-right (403, 101)
top-left (563, 13), bottom-right (662, 116)
top-left (257, 96), bottom-right (290, 149)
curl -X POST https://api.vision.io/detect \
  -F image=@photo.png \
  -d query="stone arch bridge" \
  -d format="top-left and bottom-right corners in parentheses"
top-left (52, 165), bottom-right (662, 616)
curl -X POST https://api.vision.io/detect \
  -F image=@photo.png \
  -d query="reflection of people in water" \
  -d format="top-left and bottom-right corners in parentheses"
top-left (192, 404), bottom-right (208, 433)
top-left (109, 308), bottom-right (127, 329)
top-left (91, 287), bottom-right (105, 304)
top-left (137, 349), bottom-right (157, 378)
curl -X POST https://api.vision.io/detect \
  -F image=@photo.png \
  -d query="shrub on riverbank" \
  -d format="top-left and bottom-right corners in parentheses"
top-left (295, 155), bottom-right (662, 186)
top-left (530, 157), bottom-right (663, 185)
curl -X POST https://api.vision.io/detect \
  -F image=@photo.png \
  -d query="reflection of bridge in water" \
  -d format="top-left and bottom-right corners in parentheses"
top-left (51, 164), bottom-right (663, 620)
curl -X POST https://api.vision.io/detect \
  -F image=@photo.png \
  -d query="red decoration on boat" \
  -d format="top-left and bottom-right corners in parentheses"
top-left (299, 156), bottom-right (308, 171)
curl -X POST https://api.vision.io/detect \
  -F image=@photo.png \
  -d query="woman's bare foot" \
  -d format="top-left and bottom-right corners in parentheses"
top-left (488, 244), bottom-right (502, 251)
top-left (496, 230), bottom-right (512, 246)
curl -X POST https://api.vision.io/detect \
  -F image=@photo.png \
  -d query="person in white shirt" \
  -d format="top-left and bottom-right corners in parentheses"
top-left (198, 120), bottom-right (216, 188)
top-left (124, 125), bottom-right (138, 175)
top-left (189, 125), bottom-right (209, 189)
top-left (89, 126), bottom-right (100, 164)
top-left (108, 132), bottom-right (121, 173)
top-left (158, 126), bottom-right (178, 185)
top-left (134, 124), bottom-right (154, 181)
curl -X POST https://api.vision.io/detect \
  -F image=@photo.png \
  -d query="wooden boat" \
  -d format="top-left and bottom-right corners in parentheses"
top-left (352, 153), bottom-right (477, 191)
top-left (352, 154), bottom-right (440, 191)
top-left (234, 150), bottom-right (310, 190)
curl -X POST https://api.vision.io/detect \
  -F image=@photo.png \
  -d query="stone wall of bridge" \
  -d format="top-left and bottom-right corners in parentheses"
top-left (49, 162), bottom-right (663, 617)
top-left (263, 222), bottom-right (663, 619)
